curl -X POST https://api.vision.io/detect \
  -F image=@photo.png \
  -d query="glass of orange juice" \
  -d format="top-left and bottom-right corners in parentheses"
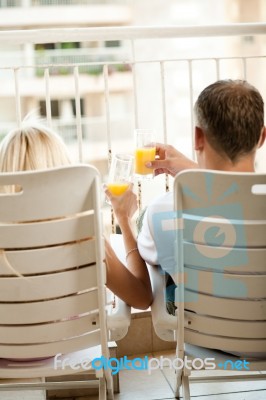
top-left (106, 154), bottom-right (134, 203)
top-left (134, 129), bottom-right (156, 179)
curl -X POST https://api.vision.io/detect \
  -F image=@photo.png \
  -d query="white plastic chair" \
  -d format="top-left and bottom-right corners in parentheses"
top-left (148, 170), bottom-right (266, 399)
top-left (0, 165), bottom-right (130, 400)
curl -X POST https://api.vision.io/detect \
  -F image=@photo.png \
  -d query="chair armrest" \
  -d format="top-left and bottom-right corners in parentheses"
top-left (107, 294), bottom-right (131, 341)
top-left (148, 264), bottom-right (177, 341)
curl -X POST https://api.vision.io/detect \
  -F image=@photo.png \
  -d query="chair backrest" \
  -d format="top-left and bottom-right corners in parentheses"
top-left (0, 165), bottom-right (108, 359)
top-left (172, 170), bottom-right (266, 354)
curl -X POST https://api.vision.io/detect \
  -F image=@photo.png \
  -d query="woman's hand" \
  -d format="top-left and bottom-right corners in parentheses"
top-left (104, 183), bottom-right (137, 224)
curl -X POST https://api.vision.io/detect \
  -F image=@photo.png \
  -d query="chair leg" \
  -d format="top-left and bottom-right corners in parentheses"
top-left (174, 386), bottom-right (181, 399)
top-left (182, 375), bottom-right (190, 400)
top-left (107, 388), bottom-right (114, 400)
top-left (105, 368), bottom-right (114, 400)
top-left (174, 369), bottom-right (182, 399)
top-left (99, 377), bottom-right (107, 400)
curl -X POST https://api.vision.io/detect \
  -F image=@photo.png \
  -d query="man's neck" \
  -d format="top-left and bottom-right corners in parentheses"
top-left (211, 159), bottom-right (255, 172)
top-left (203, 151), bottom-right (256, 173)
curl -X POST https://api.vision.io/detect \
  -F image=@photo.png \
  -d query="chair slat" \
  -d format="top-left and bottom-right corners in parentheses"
top-left (183, 218), bottom-right (266, 247)
top-left (184, 268), bottom-right (266, 298)
top-left (184, 290), bottom-right (266, 320)
top-left (0, 265), bottom-right (98, 301)
top-left (0, 330), bottom-right (101, 359)
top-left (0, 314), bottom-right (100, 344)
top-left (0, 291), bottom-right (99, 324)
top-left (0, 213), bottom-right (95, 249)
top-left (176, 171), bottom-right (266, 219)
top-left (185, 244), bottom-right (266, 273)
top-left (185, 329), bottom-right (266, 354)
top-left (0, 239), bottom-right (96, 276)
top-left (0, 166), bottom-right (97, 222)
top-left (0, 346), bottom-right (102, 379)
top-left (185, 311), bottom-right (266, 338)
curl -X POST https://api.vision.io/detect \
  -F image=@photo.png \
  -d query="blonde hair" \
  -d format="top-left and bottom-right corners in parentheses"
top-left (0, 120), bottom-right (71, 173)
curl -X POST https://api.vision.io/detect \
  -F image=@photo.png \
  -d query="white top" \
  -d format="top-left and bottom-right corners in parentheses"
top-left (138, 191), bottom-right (175, 270)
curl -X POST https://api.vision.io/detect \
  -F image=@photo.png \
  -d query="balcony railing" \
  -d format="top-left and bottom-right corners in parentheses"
top-left (0, 24), bottom-right (266, 230)
top-left (0, 0), bottom-right (128, 7)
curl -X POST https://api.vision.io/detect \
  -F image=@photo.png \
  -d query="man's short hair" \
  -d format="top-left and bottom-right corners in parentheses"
top-left (194, 79), bottom-right (264, 162)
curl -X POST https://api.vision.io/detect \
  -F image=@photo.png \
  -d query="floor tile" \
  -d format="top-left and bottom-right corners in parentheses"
top-left (162, 365), bottom-right (266, 397)
top-left (116, 315), bottom-right (153, 357)
top-left (193, 390), bottom-right (266, 400)
top-left (152, 350), bottom-right (266, 398)
top-left (114, 368), bottom-right (174, 400)
top-left (0, 391), bottom-right (45, 400)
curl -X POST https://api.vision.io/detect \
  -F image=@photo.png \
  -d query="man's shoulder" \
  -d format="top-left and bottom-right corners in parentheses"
top-left (147, 191), bottom-right (173, 213)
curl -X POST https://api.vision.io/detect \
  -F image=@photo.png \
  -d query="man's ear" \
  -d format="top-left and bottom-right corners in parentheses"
top-left (258, 126), bottom-right (266, 149)
top-left (194, 126), bottom-right (205, 151)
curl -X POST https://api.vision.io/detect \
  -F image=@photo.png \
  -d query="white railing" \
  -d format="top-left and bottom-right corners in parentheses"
top-left (0, 24), bottom-right (266, 230)
top-left (0, 0), bottom-right (124, 7)
top-left (0, 23), bottom-right (266, 45)
top-left (1, 23), bottom-right (265, 44)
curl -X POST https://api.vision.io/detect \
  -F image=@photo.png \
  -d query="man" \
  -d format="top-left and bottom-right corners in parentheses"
top-left (138, 79), bottom-right (265, 270)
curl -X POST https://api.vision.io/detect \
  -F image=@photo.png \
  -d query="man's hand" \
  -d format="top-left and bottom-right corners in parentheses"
top-left (145, 143), bottom-right (198, 177)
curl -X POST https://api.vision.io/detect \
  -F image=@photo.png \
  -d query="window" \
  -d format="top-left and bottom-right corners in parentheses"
top-left (39, 100), bottom-right (59, 118)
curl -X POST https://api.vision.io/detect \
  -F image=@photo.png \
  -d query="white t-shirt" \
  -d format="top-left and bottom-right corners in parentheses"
top-left (138, 191), bottom-right (175, 273)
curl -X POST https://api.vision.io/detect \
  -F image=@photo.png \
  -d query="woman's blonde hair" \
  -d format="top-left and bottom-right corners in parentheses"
top-left (0, 120), bottom-right (71, 172)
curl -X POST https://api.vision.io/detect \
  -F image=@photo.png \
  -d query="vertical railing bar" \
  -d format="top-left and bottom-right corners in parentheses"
top-left (14, 68), bottom-right (22, 128)
top-left (131, 40), bottom-right (139, 130)
top-left (103, 64), bottom-right (115, 234)
top-left (160, 61), bottom-right (169, 192)
top-left (215, 58), bottom-right (221, 80)
top-left (74, 66), bottom-right (83, 163)
top-left (131, 40), bottom-right (142, 211)
top-left (188, 60), bottom-right (195, 160)
top-left (242, 57), bottom-right (247, 80)
top-left (103, 64), bottom-right (112, 165)
top-left (44, 68), bottom-right (52, 128)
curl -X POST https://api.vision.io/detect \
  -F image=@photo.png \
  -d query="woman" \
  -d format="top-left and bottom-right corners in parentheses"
top-left (0, 120), bottom-right (152, 310)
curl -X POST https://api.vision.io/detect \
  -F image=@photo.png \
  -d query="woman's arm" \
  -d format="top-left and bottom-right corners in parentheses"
top-left (104, 185), bottom-right (153, 310)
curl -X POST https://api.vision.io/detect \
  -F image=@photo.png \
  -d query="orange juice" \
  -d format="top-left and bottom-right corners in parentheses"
top-left (134, 147), bottom-right (156, 175)
top-left (107, 182), bottom-right (129, 196)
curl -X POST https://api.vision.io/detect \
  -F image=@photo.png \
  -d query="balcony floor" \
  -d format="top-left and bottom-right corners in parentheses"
top-left (0, 350), bottom-right (265, 400)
